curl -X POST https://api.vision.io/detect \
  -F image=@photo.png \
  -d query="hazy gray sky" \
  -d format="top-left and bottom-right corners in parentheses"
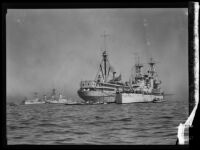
top-left (6, 8), bottom-right (188, 102)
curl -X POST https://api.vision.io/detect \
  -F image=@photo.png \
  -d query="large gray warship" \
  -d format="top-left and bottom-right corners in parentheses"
top-left (116, 57), bottom-right (164, 103)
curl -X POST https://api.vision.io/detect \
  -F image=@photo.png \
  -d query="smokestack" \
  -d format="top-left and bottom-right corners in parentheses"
top-left (113, 72), bottom-right (116, 80)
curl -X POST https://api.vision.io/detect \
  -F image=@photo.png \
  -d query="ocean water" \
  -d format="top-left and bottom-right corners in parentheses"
top-left (7, 96), bottom-right (188, 145)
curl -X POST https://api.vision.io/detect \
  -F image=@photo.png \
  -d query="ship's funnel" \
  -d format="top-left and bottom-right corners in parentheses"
top-left (113, 72), bottom-right (116, 80)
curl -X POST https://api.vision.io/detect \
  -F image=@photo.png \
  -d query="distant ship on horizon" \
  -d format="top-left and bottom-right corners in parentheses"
top-left (22, 92), bottom-right (45, 105)
top-left (22, 89), bottom-right (76, 105)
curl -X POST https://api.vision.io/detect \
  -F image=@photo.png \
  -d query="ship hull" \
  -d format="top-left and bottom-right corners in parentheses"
top-left (45, 99), bottom-right (68, 104)
top-left (78, 89), bottom-right (116, 103)
top-left (116, 93), bottom-right (164, 104)
top-left (45, 99), bottom-right (77, 104)
top-left (24, 101), bottom-right (45, 105)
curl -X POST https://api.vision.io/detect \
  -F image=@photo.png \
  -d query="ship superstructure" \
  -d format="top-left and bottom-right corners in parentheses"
top-left (46, 88), bottom-right (71, 104)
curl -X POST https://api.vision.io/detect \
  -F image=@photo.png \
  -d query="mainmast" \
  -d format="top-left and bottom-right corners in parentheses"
top-left (101, 31), bottom-right (110, 82)
top-left (95, 32), bottom-right (116, 83)
top-left (148, 57), bottom-right (156, 78)
top-left (135, 56), bottom-right (143, 79)
top-left (103, 51), bottom-right (108, 82)
top-left (147, 57), bottom-right (161, 91)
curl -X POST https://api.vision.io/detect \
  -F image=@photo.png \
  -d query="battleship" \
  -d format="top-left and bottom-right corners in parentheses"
top-left (116, 57), bottom-right (164, 103)
top-left (77, 33), bottom-right (130, 104)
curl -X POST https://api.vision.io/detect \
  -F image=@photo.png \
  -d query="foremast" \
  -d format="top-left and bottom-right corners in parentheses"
top-left (95, 32), bottom-right (120, 83)
top-left (147, 58), bottom-right (162, 93)
top-left (135, 56), bottom-right (143, 81)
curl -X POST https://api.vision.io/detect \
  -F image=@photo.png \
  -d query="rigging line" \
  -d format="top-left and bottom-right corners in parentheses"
top-left (107, 58), bottom-right (113, 77)
top-left (95, 59), bottom-right (104, 81)
top-left (95, 59), bottom-right (101, 80)
top-left (100, 64), bottom-right (105, 80)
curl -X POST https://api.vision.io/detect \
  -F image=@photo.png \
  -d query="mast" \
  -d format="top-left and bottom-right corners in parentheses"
top-left (148, 57), bottom-right (156, 77)
top-left (95, 32), bottom-right (113, 83)
top-left (103, 51), bottom-right (108, 82)
top-left (101, 31), bottom-right (110, 82)
top-left (135, 55), bottom-right (143, 79)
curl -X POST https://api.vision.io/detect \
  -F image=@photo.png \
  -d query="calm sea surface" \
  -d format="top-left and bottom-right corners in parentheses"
top-left (7, 96), bottom-right (188, 145)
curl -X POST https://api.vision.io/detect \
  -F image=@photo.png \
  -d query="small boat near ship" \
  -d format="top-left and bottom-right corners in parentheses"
top-left (152, 98), bottom-right (166, 103)
top-left (116, 58), bottom-right (164, 104)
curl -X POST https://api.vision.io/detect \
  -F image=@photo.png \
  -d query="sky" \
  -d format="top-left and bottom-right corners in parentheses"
top-left (6, 8), bottom-right (188, 102)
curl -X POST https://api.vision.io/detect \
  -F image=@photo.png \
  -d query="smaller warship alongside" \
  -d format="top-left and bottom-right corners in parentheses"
top-left (116, 57), bottom-right (164, 104)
